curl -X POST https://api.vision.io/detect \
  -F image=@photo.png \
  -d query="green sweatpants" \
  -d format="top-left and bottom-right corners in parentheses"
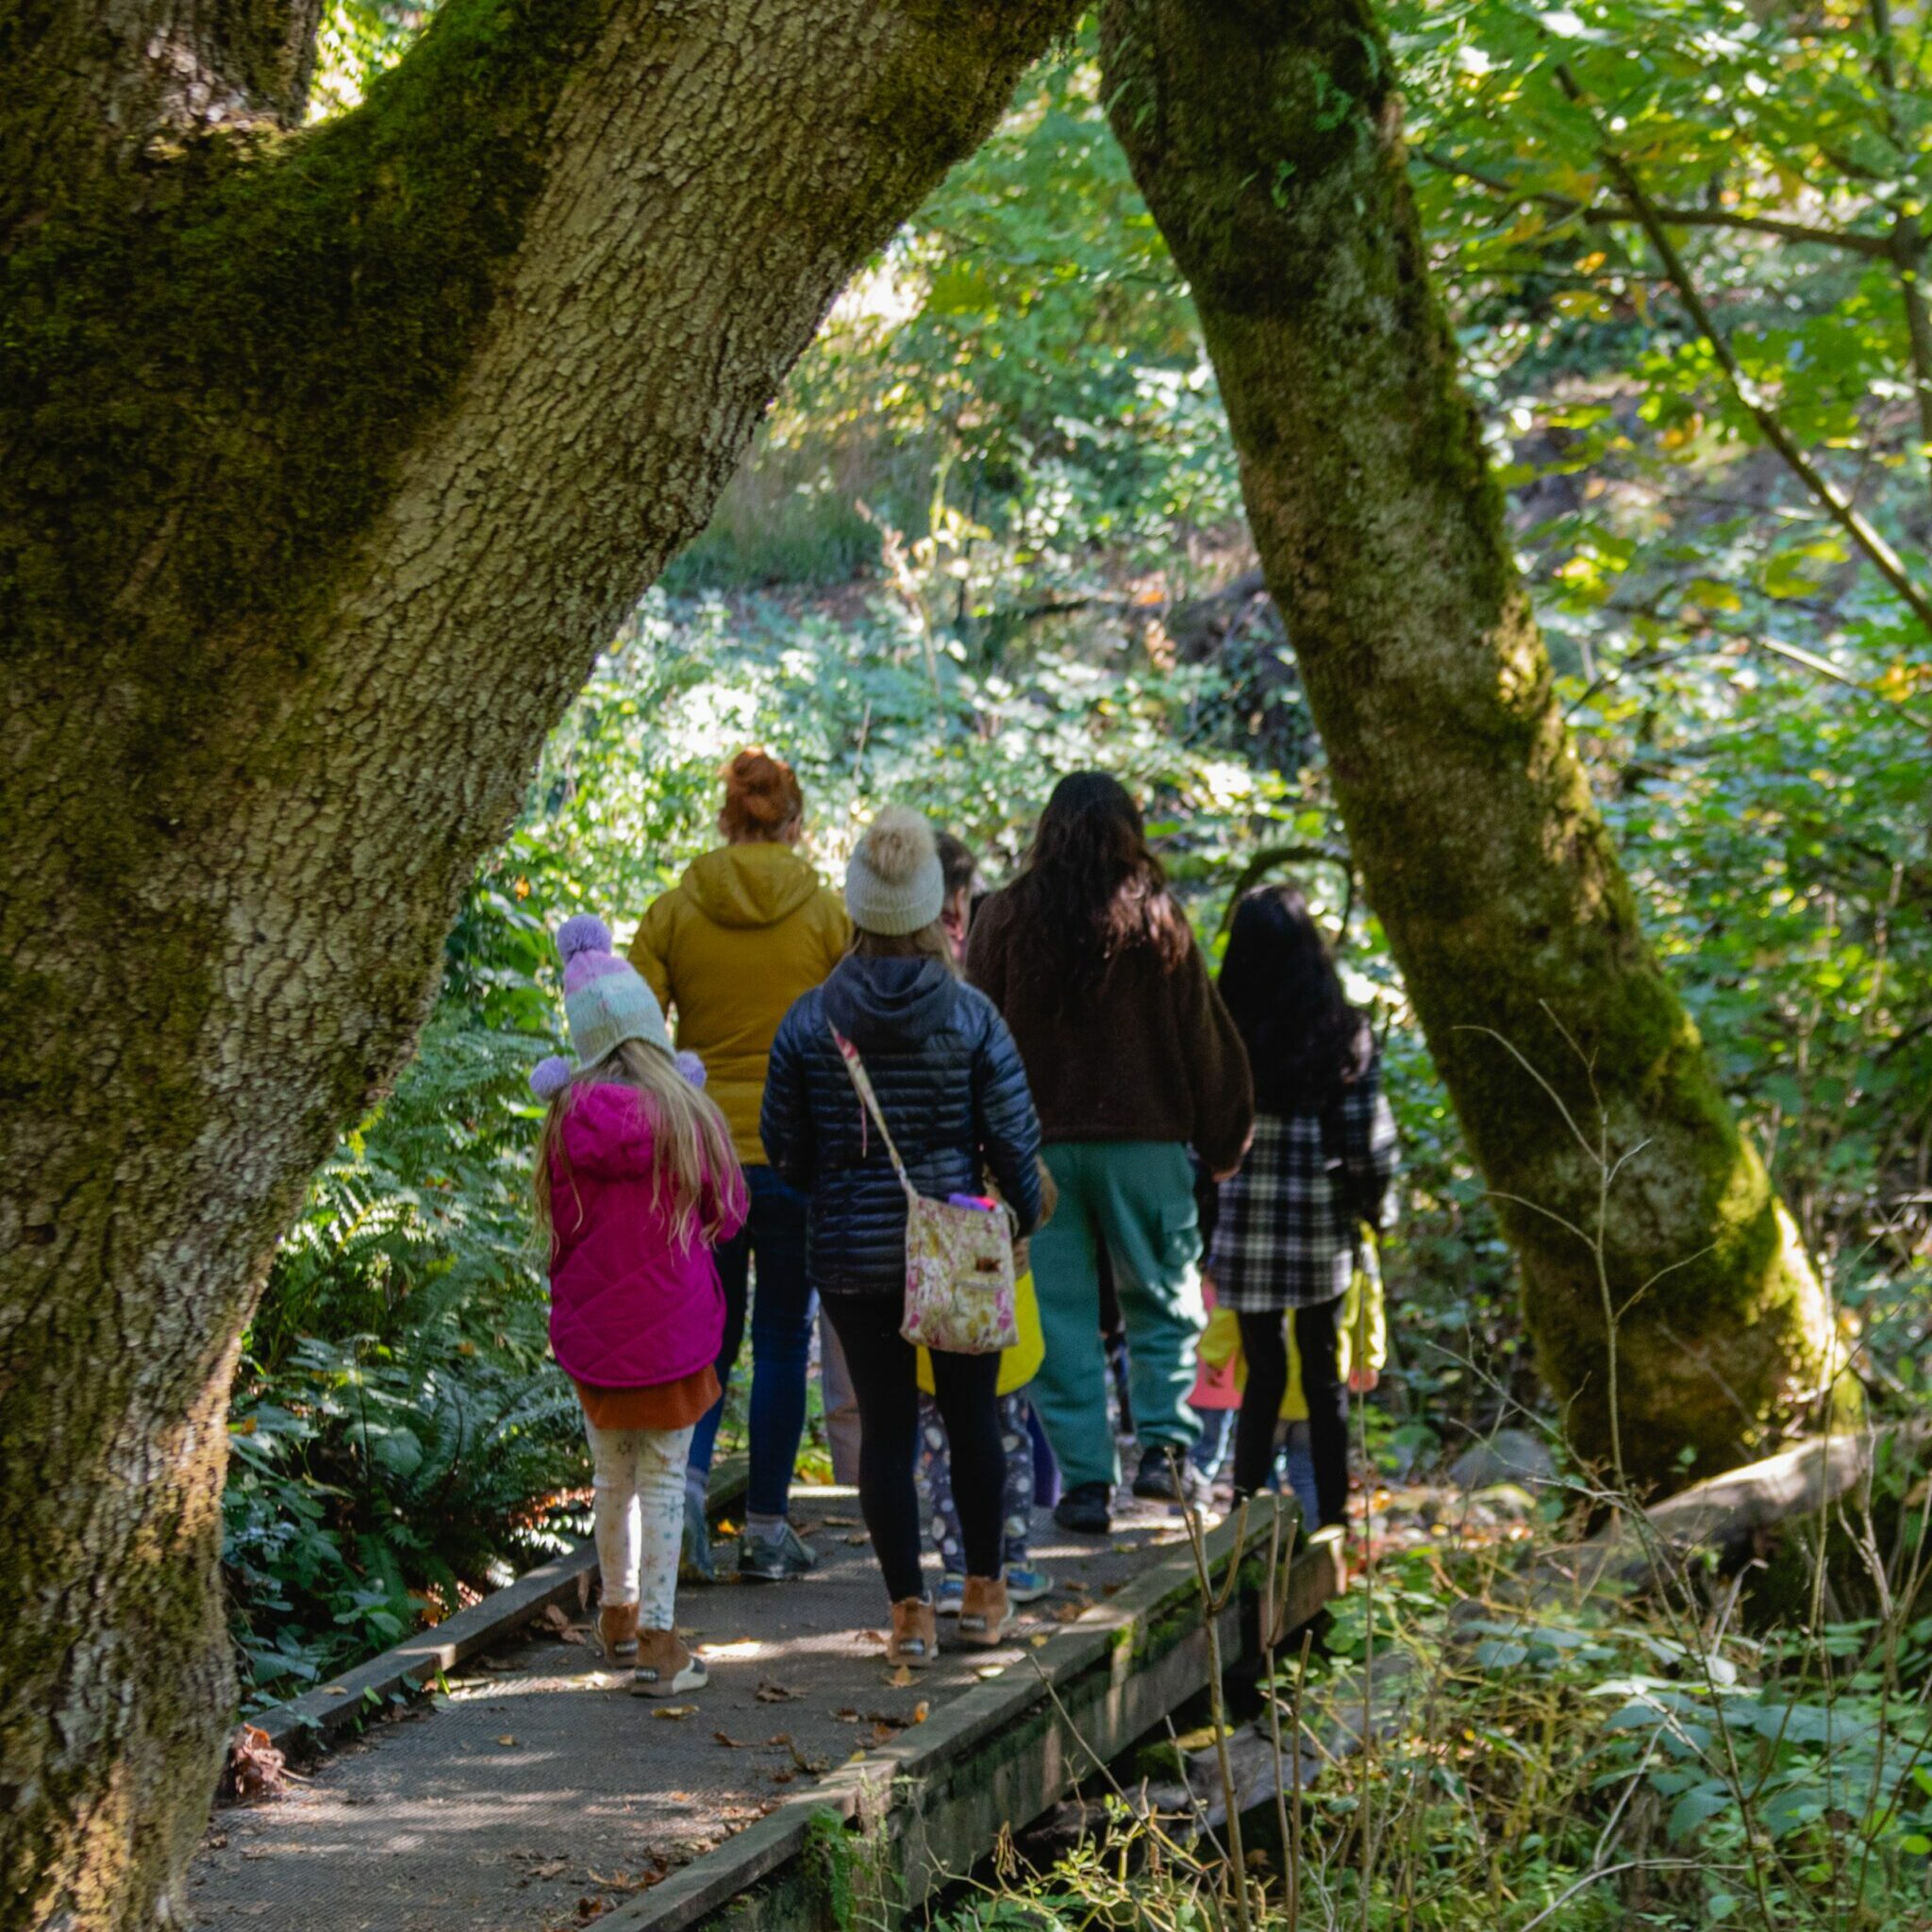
top-left (1026, 1141), bottom-right (1206, 1491)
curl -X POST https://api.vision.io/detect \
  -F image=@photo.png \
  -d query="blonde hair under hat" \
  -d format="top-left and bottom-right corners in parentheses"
top-left (844, 807), bottom-right (945, 937)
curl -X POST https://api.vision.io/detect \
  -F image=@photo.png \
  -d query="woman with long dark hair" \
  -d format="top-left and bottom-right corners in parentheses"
top-left (1210, 884), bottom-right (1397, 1527)
top-left (967, 773), bottom-right (1254, 1534)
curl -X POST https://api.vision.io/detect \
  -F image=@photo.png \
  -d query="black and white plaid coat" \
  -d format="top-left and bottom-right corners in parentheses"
top-left (1206, 1051), bottom-right (1397, 1312)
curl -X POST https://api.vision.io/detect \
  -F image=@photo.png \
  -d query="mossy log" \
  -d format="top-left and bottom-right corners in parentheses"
top-left (0, 4), bottom-right (1074, 1924)
top-left (1102, 0), bottom-right (1843, 1490)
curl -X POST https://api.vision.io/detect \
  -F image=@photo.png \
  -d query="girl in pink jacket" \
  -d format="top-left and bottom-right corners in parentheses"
top-left (532, 916), bottom-right (746, 1697)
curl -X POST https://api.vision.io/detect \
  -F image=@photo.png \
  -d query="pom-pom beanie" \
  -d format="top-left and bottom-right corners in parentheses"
top-left (844, 807), bottom-right (945, 937)
top-left (552, 914), bottom-right (674, 1068)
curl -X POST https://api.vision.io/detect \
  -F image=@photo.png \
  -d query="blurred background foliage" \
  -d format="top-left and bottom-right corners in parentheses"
top-left (230, 2), bottom-right (1929, 1707)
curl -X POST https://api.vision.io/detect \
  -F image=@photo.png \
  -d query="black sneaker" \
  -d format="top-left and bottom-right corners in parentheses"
top-left (1054, 1481), bottom-right (1113, 1536)
top-left (1132, 1446), bottom-right (1211, 1507)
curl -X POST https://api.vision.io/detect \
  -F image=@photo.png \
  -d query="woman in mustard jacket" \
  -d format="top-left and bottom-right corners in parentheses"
top-left (628, 750), bottom-right (849, 1582)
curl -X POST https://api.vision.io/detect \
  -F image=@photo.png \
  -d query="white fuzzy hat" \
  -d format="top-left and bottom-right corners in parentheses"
top-left (844, 806), bottom-right (945, 937)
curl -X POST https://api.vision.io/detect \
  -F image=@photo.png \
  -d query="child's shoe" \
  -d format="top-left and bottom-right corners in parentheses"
top-left (597, 1600), bottom-right (640, 1661)
top-left (1005, 1564), bottom-right (1054, 1605)
top-left (956, 1575), bottom-right (1010, 1648)
top-left (933, 1573), bottom-right (967, 1617)
top-left (629, 1628), bottom-right (707, 1697)
top-left (738, 1520), bottom-right (818, 1582)
top-left (887, 1595), bottom-right (938, 1668)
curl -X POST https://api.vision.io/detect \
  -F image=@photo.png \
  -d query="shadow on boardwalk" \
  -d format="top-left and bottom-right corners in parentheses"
top-left (190, 1487), bottom-right (1227, 1931)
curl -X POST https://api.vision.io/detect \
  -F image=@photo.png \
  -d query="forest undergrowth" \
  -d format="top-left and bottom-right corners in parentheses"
top-left (940, 1413), bottom-right (1932, 1932)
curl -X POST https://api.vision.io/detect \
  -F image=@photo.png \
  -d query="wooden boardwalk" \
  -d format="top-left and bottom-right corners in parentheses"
top-left (190, 1488), bottom-right (1340, 1932)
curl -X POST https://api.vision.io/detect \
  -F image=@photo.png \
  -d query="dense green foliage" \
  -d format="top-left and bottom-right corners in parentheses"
top-left (230, 3), bottom-right (1929, 1729)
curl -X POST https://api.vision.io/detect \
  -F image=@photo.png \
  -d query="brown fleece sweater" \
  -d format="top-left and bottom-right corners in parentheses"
top-left (965, 887), bottom-right (1255, 1175)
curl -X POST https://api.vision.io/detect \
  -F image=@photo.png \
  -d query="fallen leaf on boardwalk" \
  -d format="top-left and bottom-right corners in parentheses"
top-left (755, 1681), bottom-right (802, 1702)
top-left (542, 1605), bottom-right (586, 1644)
top-left (841, 1533), bottom-right (870, 1546)
top-left (224, 1724), bottom-right (289, 1802)
top-left (912, 1701), bottom-right (930, 1723)
top-left (871, 1722), bottom-right (899, 1745)
top-left (713, 1731), bottom-right (745, 1748)
top-left (857, 1628), bottom-right (887, 1647)
top-left (1063, 1578), bottom-right (1091, 1594)
top-left (652, 1706), bottom-right (696, 1720)
top-left (766, 1732), bottom-right (791, 1747)
top-left (887, 1665), bottom-right (915, 1689)
top-left (523, 1857), bottom-right (567, 1880)
top-left (823, 1515), bottom-right (858, 1526)
top-left (832, 1707), bottom-right (861, 1723)
top-left (1111, 1541), bottom-right (1136, 1554)
top-left (974, 1664), bottom-right (1005, 1679)
top-left (1101, 1581), bottom-right (1126, 1596)
top-left (788, 1738), bottom-right (830, 1773)
top-left (496, 1735), bottom-right (519, 1746)
top-left (1029, 1634), bottom-right (1050, 1648)
top-left (1051, 1603), bottom-right (1086, 1623)
top-left (769, 1771), bottom-right (794, 1786)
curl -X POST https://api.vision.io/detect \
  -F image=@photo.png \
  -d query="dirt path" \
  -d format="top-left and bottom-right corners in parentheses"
top-left (189, 1487), bottom-right (1201, 1931)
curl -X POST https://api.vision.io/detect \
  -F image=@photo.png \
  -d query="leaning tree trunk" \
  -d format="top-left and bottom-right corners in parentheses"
top-left (0, 3), bottom-right (1073, 1924)
top-left (1102, 0), bottom-right (1843, 1490)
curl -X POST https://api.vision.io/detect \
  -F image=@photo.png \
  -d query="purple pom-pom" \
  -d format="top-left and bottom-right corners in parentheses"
top-left (556, 914), bottom-right (613, 963)
top-left (530, 1056), bottom-right (573, 1101)
top-left (675, 1050), bottom-right (707, 1090)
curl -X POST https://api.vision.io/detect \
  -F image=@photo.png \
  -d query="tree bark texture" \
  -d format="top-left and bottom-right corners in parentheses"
top-left (0, 3), bottom-right (1074, 1923)
top-left (1103, 0), bottom-right (1843, 1491)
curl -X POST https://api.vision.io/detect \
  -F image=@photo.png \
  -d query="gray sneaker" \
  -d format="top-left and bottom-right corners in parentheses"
top-left (738, 1520), bottom-right (818, 1582)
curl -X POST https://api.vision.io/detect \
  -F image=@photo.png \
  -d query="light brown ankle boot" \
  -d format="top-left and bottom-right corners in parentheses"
top-left (629, 1627), bottom-right (707, 1698)
top-left (597, 1600), bottom-right (639, 1661)
top-left (887, 1595), bottom-right (938, 1668)
top-left (957, 1575), bottom-right (1010, 1648)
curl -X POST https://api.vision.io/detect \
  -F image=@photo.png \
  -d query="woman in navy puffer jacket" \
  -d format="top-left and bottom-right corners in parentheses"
top-left (762, 808), bottom-right (1042, 1664)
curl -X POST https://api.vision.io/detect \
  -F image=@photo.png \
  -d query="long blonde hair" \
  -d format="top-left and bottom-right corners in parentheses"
top-left (534, 1039), bottom-right (741, 1252)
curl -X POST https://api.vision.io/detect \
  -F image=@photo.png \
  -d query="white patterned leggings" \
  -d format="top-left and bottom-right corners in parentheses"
top-left (585, 1421), bottom-right (694, 1630)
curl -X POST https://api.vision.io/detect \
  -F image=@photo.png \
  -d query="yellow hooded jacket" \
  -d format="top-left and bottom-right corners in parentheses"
top-left (1197, 1242), bottom-right (1389, 1419)
top-left (628, 843), bottom-right (851, 1167)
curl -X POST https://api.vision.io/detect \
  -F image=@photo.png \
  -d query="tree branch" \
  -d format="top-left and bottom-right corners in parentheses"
top-left (1415, 148), bottom-right (1895, 260)
top-left (1544, 76), bottom-right (1932, 635)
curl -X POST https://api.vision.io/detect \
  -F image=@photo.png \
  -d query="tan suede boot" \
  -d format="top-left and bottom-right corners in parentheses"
top-left (597, 1600), bottom-right (639, 1661)
top-left (629, 1627), bottom-right (708, 1697)
top-left (957, 1575), bottom-right (1010, 1649)
top-left (887, 1595), bottom-right (938, 1668)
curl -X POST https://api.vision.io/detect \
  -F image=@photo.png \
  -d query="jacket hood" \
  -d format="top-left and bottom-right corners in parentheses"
top-left (822, 955), bottom-right (958, 1053)
top-left (680, 842), bottom-right (824, 929)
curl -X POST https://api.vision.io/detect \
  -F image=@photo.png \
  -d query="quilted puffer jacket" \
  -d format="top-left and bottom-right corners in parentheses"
top-left (760, 955), bottom-right (1044, 1296)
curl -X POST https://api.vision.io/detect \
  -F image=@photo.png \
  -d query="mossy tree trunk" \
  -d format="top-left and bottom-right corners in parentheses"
top-left (0, 2), bottom-right (1074, 1923)
top-left (1102, 0), bottom-right (1841, 1490)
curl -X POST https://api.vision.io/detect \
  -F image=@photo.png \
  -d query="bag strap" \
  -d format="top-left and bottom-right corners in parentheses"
top-left (829, 1024), bottom-right (920, 1208)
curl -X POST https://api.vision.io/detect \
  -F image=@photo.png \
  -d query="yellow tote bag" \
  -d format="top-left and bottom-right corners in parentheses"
top-left (917, 1266), bottom-right (1045, 1397)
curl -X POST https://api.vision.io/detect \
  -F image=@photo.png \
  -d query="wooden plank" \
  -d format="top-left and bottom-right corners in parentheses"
top-left (603, 1505), bottom-right (1345, 1932)
top-left (251, 1455), bottom-right (749, 1757)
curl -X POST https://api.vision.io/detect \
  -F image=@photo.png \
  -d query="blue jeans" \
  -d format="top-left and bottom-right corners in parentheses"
top-left (689, 1165), bottom-right (814, 1520)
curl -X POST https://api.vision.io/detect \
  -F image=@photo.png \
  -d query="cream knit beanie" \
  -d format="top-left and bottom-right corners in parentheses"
top-left (844, 807), bottom-right (945, 937)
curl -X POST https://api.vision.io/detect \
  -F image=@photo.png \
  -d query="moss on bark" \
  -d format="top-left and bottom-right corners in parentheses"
top-left (1103, 0), bottom-right (1846, 1488)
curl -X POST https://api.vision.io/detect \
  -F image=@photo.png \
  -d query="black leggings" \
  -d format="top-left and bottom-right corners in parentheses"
top-left (1233, 1300), bottom-right (1350, 1528)
top-left (821, 1294), bottom-right (1005, 1603)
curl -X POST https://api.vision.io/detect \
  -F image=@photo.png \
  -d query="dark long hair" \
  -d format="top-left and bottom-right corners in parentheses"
top-left (1004, 773), bottom-right (1191, 994)
top-left (1218, 884), bottom-right (1371, 1113)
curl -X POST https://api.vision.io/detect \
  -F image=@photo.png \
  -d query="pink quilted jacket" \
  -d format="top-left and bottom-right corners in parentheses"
top-left (545, 1082), bottom-right (744, 1389)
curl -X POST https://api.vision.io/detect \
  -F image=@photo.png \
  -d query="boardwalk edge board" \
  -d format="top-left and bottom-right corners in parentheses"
top-left (602, 1511), bottom-right (1346, 1932)
top-left (245, 1456), bottom-right (752, 1758)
